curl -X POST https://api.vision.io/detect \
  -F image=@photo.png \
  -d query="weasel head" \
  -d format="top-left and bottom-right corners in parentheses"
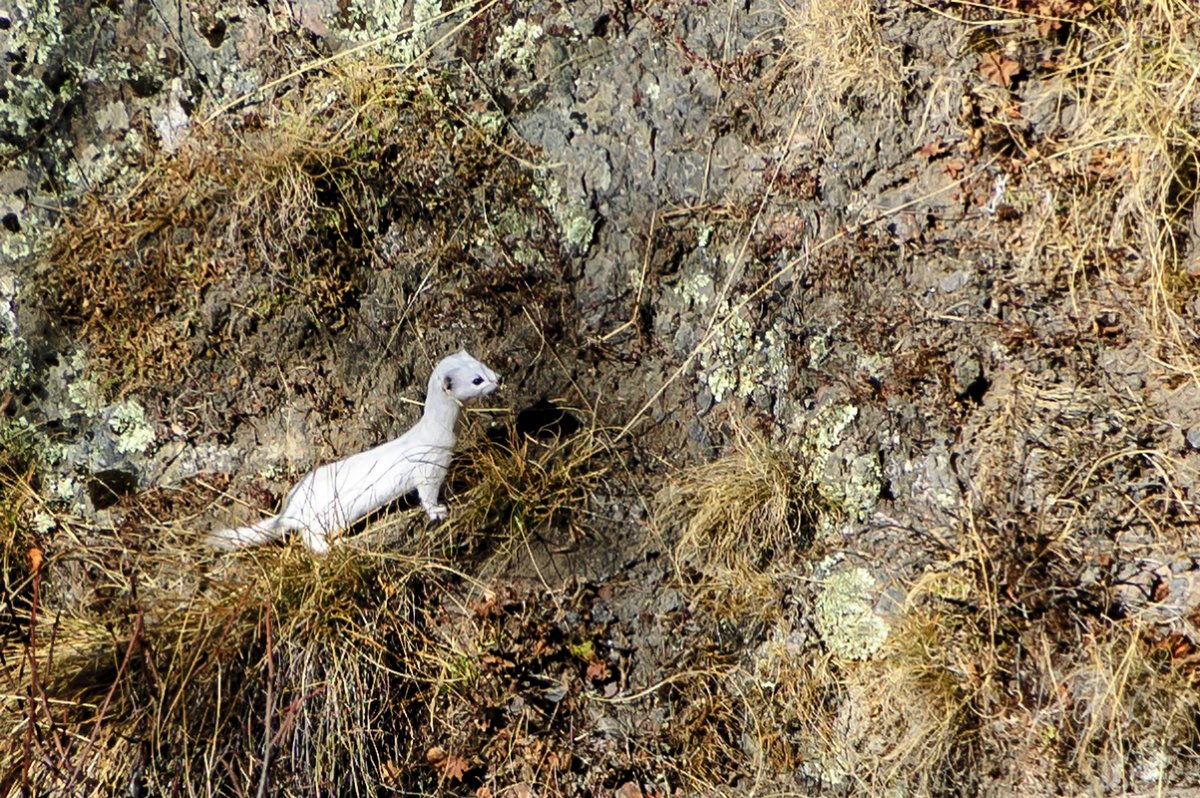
top-left (437, 350), bottom-right (500, 401)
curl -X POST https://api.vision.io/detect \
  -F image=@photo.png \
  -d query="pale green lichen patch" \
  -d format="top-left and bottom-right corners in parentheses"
top-left (0, 272), bottom-right (32, 390)
top-left (673, 272), bottom-right (714, 309)
top-left (563, 212), bottom-right (596, 252)
top-left (534, 173), bottom-right (596, 255)
top-left (818, 450), bottom-right (882, 525)
top-left (813, 565), bottom-right (889, 660)
top-left (697, 299), bottom-right (790, 404)
top-left (798, 403), bottom-right (857, 458)
top-left (0, 0), bottom-right (65, 153)
top-left (31, 510), bottom-right (55, 535)
top-left (794, 403), bottom-right (881, 532)
top-left (108, 400), bottom-right (156, 454)
top-left (493, 19), bottom-right (544, 72)
top-left (336, 0), bottom-right (442, 62)
top-left (66, 378), bottom-right (104, 417)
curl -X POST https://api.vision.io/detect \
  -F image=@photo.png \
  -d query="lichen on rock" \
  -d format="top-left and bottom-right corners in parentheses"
top-left (696, 299), bottom-right (791, 405)
top-left (493, 19), bottom-right (544, 73)
top-left (108, 400), bottom-right (156, 455)
top-left (812, 563), bottom-right (889, 661)
top-left (791, 403), bottom-right (881, 532)
top-left (0, 272), bottom-right (31, 390)
top-left (0, 0), bottom-right (66, 154)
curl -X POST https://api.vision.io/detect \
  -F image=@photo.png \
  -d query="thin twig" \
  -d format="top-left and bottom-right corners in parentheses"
top-left (256, 600), bottom-right (275, 798)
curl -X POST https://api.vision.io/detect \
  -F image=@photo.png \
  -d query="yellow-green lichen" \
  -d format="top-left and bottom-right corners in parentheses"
top-left (66, 378), bottom-right (104, 417)
top-left (562, 209), bottom-right (595, 252)
top-left (796, 404), bottom-right (881, 533)
top-left (813, 565), bottom-right (889, 660)
top-left (698, 300), bottom-right (790, 404)
top-left (493, 19), bottom-right (543, 72)
top-left (336, 0), bottom-right (442, 62)
top-left (108, 400), bottom-right (155, 455)
top-left (798, 403), bottom-right (856, 460)
top-left (674, 272), bottom-right (714, 309)
top-left (818, 450), bottom-right (881, 524)
top-left (807, 332), bottom-right (830, 368)
top-left (0, 0), bottom-right (65, 154)
top-left (0, 273), bottom-right (31, 390)
top-left (532, 173), bottom-right (595, 255)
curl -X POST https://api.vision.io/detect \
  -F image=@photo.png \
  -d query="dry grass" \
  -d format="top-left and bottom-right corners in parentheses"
top-left (658, 425), bottom-right (816, 622)
top-left (0, 398), bottom-right (615, 794)
top-left (454, 419), bottom-right (612, 550)
top-left (10, 0), bottom-right (1200, 793)
top-left (775, 0), bottom-right (907, 141)
top-left (44, 57), bottom-right (546, 396)
top-left (963, 0), bottom-right (1200, 372)
top-left (1, 526), bottom-right (458, 796)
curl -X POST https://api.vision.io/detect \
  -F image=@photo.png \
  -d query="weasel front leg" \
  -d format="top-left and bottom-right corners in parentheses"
top-left (416, 478), bottom-right (448, 522)
top-left (300, 524), bottom-right (332, 555)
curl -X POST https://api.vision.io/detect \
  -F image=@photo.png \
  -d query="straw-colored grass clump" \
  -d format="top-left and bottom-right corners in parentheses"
top-left (2, 528), bottom-right (453, 795)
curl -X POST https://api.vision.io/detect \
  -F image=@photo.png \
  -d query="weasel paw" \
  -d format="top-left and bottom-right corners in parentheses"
top-left (426, 505), bottom-right (448, 522)
top-left (301, 531), bottom-right (330, 555)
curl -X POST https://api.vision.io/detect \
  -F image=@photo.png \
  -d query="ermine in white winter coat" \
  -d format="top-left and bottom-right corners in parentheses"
top-left (206, 350), bottom-right (499, 554)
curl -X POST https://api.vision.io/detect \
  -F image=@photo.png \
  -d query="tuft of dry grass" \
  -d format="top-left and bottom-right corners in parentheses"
top-left (0, 533), bottom-right (457, 796)
top-left (775, 0), bottom-right (906, 141)
top-left (658, 425), bottom-right (815, 621)
top-left (446, 412), bottom-right (613, 569)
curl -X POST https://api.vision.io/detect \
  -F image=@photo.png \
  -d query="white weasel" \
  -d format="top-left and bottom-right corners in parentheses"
top-left (206, 350), bottom-right (499, 554)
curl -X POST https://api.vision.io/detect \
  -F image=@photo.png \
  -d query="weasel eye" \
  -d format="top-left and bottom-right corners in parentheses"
top-left (472, 376), bottom-right (484, 386)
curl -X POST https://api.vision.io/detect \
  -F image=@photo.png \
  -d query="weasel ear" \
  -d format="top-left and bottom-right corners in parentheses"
top-left (443, 374), bottom-right (454, 392)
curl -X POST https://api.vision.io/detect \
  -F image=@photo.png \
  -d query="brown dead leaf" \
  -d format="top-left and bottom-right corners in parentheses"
top-left (440, 754), bottom-right (469, 782)
top-left (615, 782), bottom-right (643, 798)
top-left (481, 654), bottom-right (513, 672)
top-left (944, 158), bottom-right (966, 179)
top-left (472, 597), bottom-right (500, 618)
top-left (380, 760), bottom-right (401, 784)
top-left (425, 745), bottom-right (447, 764)
top-left (586, 659), bottom-right (610, 681)
top-left (980, 51), bottom-right (1020, 88)
top-left (918, 138), bottom-right (950, 159)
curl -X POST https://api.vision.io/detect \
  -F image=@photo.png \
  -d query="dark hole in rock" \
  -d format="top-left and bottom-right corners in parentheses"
top-left (129, 72), bottom-right (163, 98)
top-left (514, 399), bottom-right (581, 440)
top-left (88, 468), bottom-right (138, 509)
top-left (0, 15), bottom-right (10, 30)
top-left (203, 18), bottom-right (227, 48)
top-left (957, 373), bottom-right (991, 404)
top-left (41, 64), bottom-right (68, 93)
top-left (1, 212), bottom-right (18, 233)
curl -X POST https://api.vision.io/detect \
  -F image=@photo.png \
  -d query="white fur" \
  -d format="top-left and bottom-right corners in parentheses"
top-left (207, 350), bottom-right (499, 554)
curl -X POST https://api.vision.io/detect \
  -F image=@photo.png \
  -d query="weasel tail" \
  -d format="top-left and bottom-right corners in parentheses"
top-left (205, 516), bottom-right (289, 549)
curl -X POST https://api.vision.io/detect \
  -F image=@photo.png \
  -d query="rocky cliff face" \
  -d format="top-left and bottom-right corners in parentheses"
top-left (4, 0), bottom-right (1200, 794)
